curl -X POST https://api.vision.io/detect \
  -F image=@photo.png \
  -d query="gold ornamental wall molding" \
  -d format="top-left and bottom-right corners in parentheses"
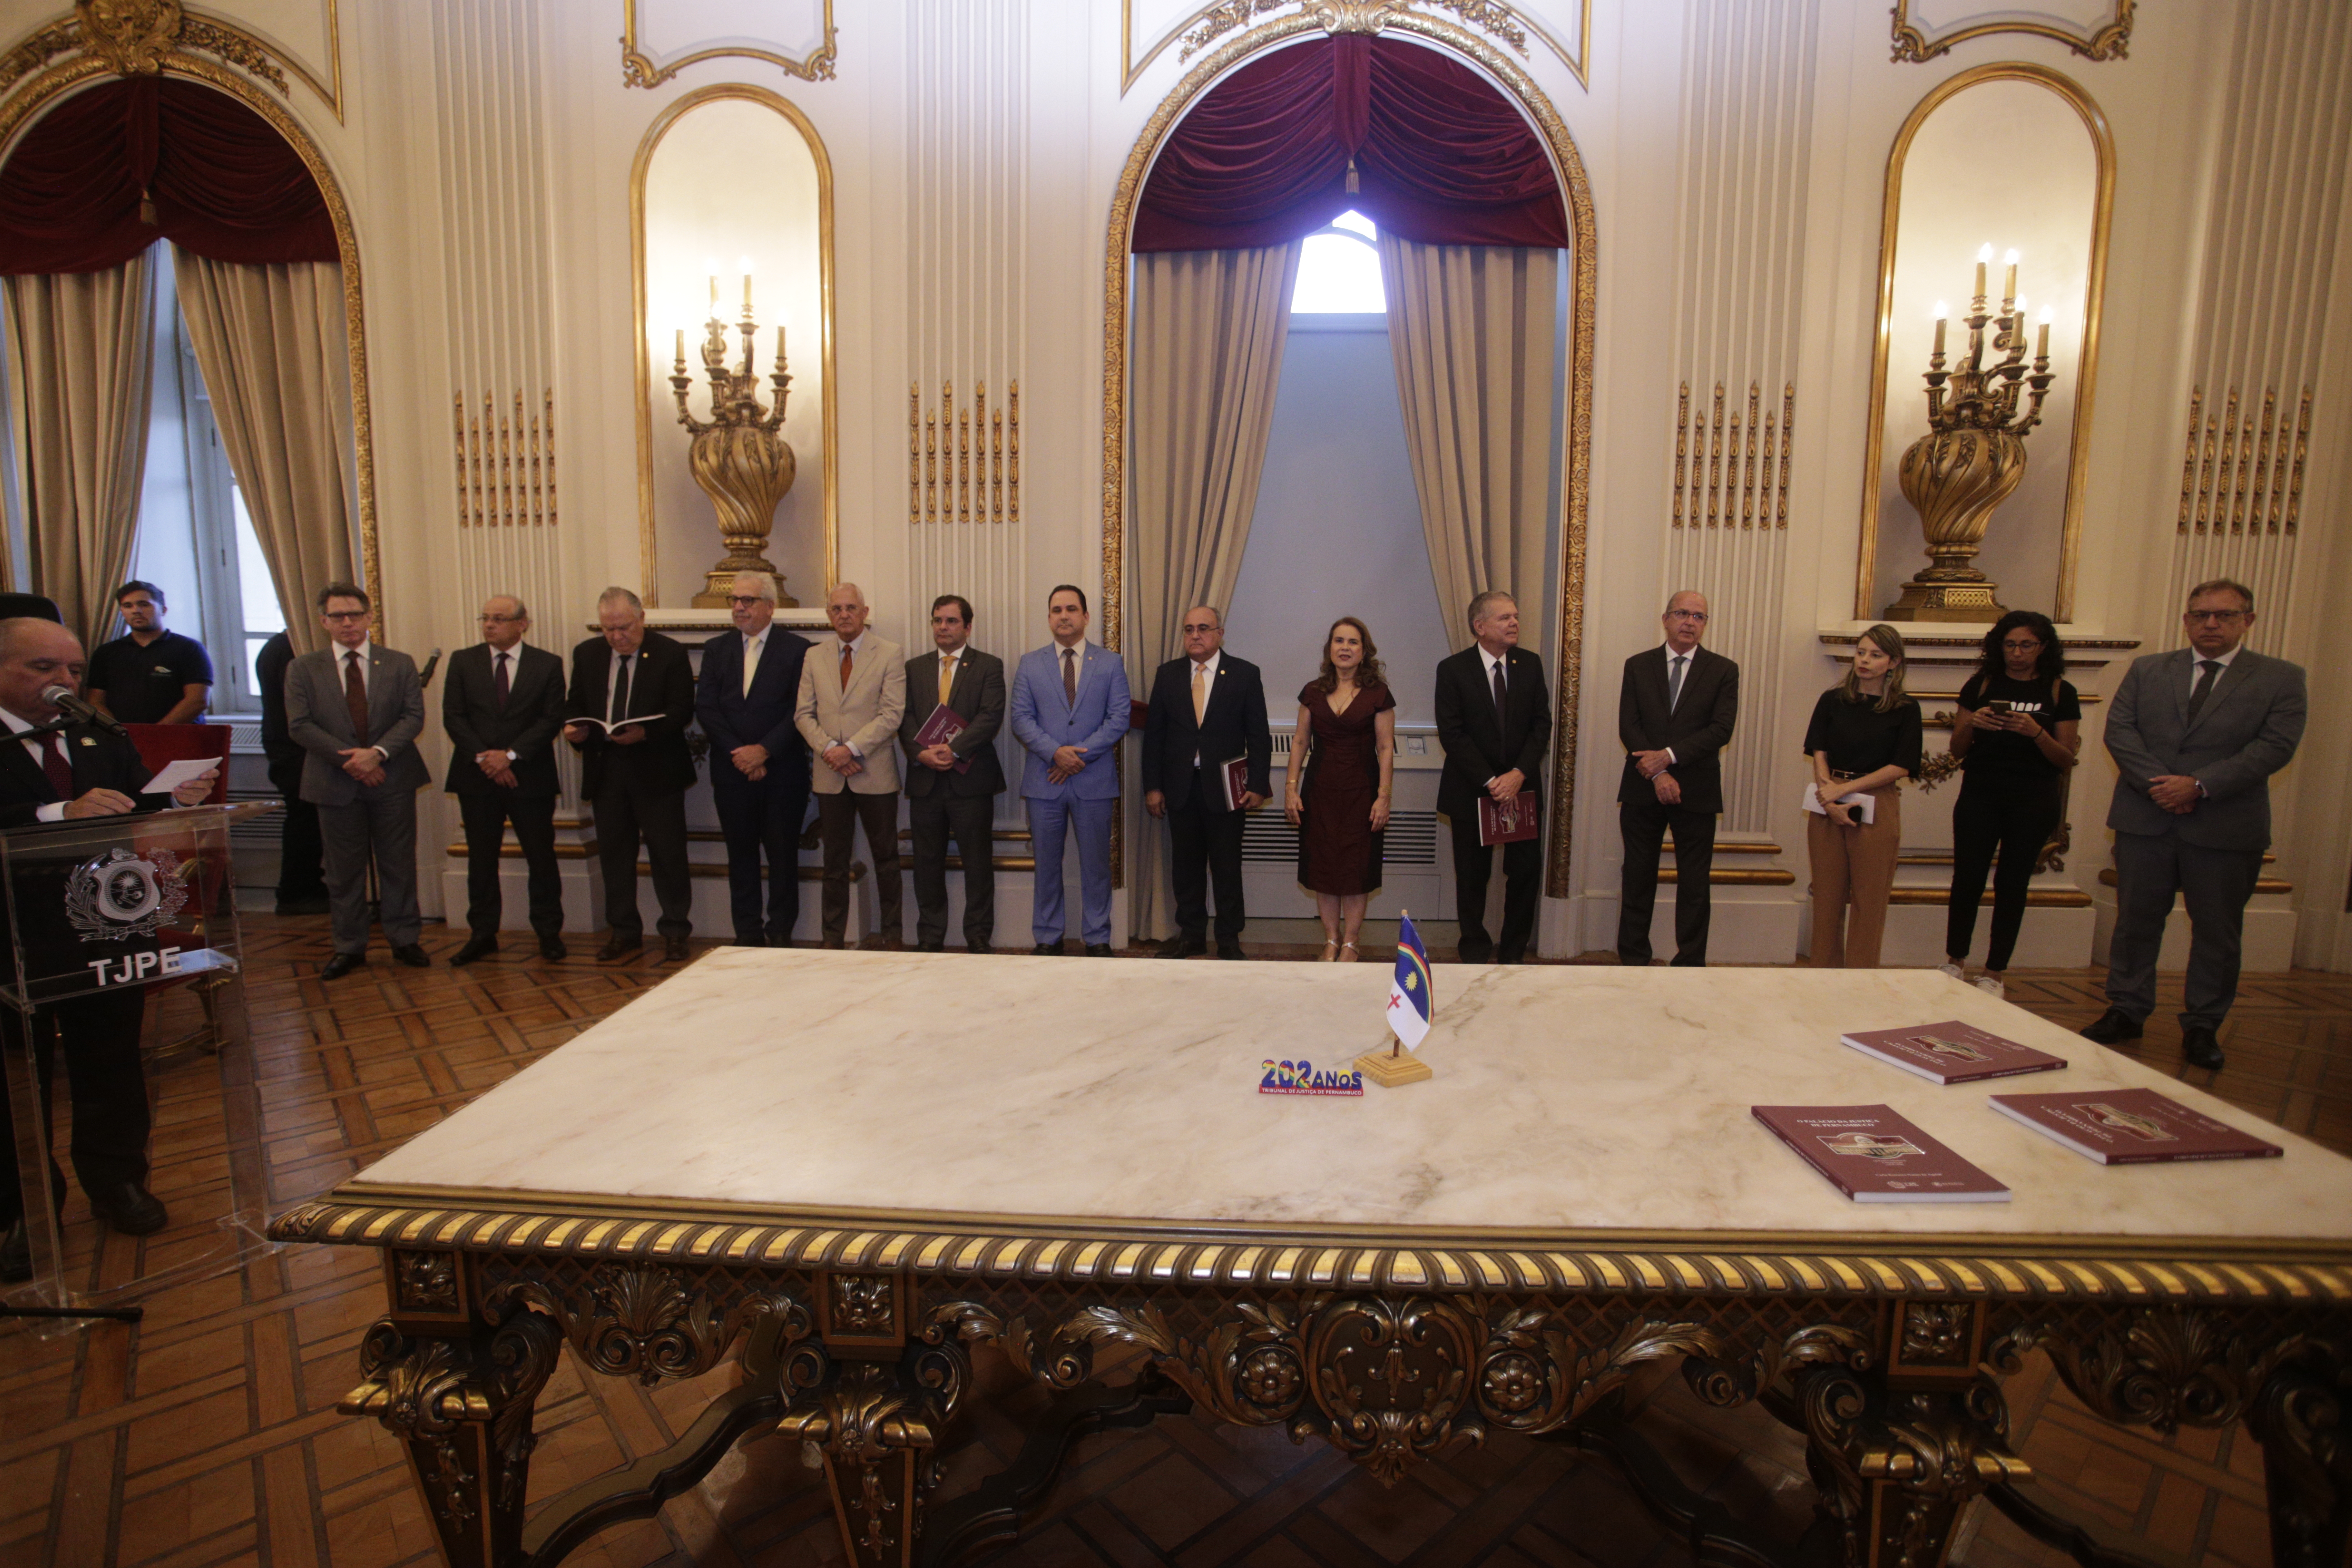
top-left (618, 0), bottom-right (836, 89)
top-left (0, 30), bottom-right (382, 637)
top-left (1121, 0), bottom-right (1590, 93)
top-left (453, 390), bottom-right (557, 530)
top-left (1102, 10), bottom-right (1596, 900)
top-left (1673, 381), bottom-right (1792, 531)
top-left (2176, 385), bottom-right (2311, 537)
top-left (1853, 61), bottom-right (2113, 625)
top-left (909, 380), bottom-right (1021, 527)
top-left (0, 0), bottom-right (345, 119)
top-left (628, 83), bottom-right (839, 605)
top-left (1891, 0), bottom-right (2135, 65)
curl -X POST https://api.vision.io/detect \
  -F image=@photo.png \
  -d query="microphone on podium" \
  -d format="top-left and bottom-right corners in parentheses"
top-left (42, 684), bottom-right (127, 736)
top-left (418, 648), bottom-right (443, 689)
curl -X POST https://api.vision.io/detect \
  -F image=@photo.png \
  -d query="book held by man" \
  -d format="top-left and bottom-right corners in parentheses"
top-left (1987, 1088), bottom-right (2284, 1165)
top-left (570, 714), bottom-right (662, 735)
top-left (1752, 1104), bottom-right (2010, 1203)
top-left (1216, 755), bottom-right (1252, 811)
top-left (912, 704), bottom-right (973, 773)
top-left (1477, 793), bottom-right (1539, 847)
top-left (1839, 1020), bottom-right (2067, 1085)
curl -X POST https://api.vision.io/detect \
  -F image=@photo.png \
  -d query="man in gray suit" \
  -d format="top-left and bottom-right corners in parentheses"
top-left (2084, 578), bottom-right (2306, 1070)
top-left (287, 582), bottom-right (431, 979)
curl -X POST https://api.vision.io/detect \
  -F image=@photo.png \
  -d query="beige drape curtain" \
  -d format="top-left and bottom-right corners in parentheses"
top-left (173, 247), bottom-right (357, 657)
top-left (1377, 235), bottom-right (1558, 656)
top-left (1, 255), bottom-right (156, 645)
top-left (1125, 242), bottom-right (1301, 939)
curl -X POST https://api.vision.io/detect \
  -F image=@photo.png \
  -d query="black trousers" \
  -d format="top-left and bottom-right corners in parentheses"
top-left (713, 770), bottom-right (808, 944)
top-left (1167, 775), bottom-right (1246, 941)
top-left (593, 783), bottom-right (692, 940)
top-left (818, 790), bottom-right (904, 942)
top-left (0, 988), bottom-right (149, 1223)
top-left (1945, 776), bottom-right (2063, 972)
top-left (459, 789), bottom-right (563, 938)
top-left (267, 755), bottom-right (326, 903)
top-left (1617, 795), bottom-right (1716, 965)
top-left (909, 792), bottom-right (996, 949)
top-left (1450, 808), bottom-right (1542, 962)
top-left (2105, 830), bottom-right (2265, 1032)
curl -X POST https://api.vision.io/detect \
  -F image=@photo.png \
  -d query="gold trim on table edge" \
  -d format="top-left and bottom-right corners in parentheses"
top-left (270, 1192), bottom-right (2352, 1303)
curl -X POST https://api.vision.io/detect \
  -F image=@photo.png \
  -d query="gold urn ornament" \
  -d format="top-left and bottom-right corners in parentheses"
top-left (670, 299), bottom-right (799, 608)
top-left (1886, 254), bottom-right (2056, 622)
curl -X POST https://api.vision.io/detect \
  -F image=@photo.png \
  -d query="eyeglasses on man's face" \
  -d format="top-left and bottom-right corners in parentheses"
top-left (2185, 609), bottom-right (2248, 624)
top-left (478, 613), bottom-right (524, 624)
top-left (1665, 610), bottom-right (1709, 622)
top-left (727, 596), bottom-right (767, 608)
top-left (322, 610), bottom-right (368, 623)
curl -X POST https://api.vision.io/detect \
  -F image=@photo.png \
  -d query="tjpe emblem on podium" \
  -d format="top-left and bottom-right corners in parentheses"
top-left (64, 847), bottom-right (190, 943)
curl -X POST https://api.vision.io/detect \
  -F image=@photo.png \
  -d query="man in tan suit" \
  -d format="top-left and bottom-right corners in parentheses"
top-left (796, 582), bottom-right (906, 948)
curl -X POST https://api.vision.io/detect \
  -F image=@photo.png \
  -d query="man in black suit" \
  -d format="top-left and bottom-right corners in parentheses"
top-left (256, 629), bottom-right (328, 914)
top-left (694, 571), bottom-right (811, 947)
top-left (1142, 606), bottom-right (1272, 959)
top-left (1436, 590), bottom-right (1552, 964)
top-left (1617, 591), bottom-right (1740, 967)
top-left (565, 587), bottom-right (697, 962)
top-left (898, 594), bottom-right (1007, 953)
top-left (0, 617), bottom-right (216, 1281)
top-left (444, 595), bottom-right (570, 965)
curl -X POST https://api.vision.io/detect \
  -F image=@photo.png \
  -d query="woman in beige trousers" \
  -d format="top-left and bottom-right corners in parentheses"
top-left (1803, 624), bottom-right (1923, 967)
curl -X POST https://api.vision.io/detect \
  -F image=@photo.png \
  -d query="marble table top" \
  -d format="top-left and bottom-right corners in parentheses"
top-left (353, 952), bottom-right (2352, 1246)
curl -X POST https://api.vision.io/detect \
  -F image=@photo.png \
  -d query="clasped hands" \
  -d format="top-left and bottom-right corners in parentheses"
top-left (338, 746), bottom-right (387, 789)
top-left (918, 743), bottom-right (956, 772)
top-left (822, 742), bottom-right (864, 778)
top-left (474, 748), bottom-right (518, 789)
top-left (1632, 749), bottom-right (1681, 805)
top-left (2149, 774), bottom-right (2200, 813)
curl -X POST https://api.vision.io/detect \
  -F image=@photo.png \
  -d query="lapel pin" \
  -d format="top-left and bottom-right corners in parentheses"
top-left (79, 736), bottom-right (96, 746)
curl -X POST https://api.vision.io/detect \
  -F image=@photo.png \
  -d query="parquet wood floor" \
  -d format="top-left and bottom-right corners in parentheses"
top-left (5, 916), bottom-right (2346, 1568)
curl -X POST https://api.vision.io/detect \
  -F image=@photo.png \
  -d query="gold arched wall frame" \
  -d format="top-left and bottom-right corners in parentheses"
top-left (629, 83), bottom-right (838, 605)
top-left (1853, 61), bottom-right (2114, 624)
top-left (0, 54), bottom-right (383, 634)
top-left (1102, 13), bottom-right (1597, 898)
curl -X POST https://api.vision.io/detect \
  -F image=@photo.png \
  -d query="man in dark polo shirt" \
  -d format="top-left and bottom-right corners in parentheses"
top-left (86, 581), bottom-right (213, 725)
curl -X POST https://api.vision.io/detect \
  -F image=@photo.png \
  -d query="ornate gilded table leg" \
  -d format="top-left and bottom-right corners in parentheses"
top-left (2248, 1353), bottom-right (2350, 1568)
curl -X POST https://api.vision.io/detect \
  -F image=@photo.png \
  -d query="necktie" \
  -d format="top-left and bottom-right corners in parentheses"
top-left (1191, 663), bottom-right (1208, 725)
top-left (1667, 654), bottom-right (1687, 713)
top-left (838, 642), bottom-right (854, 687)
top-left (344, 651), bottom-right (370, 745)
top-left (1490, 657), bottom-right (1508, 720)
top-left (2185, 658), bottom-right (2222, 725)
top-left (1062, 647), bottom-right (1077, 703)
top-left (610, 652), bottom-right (631, 725)
top-left (493, 651), bottom-right (510, 712)
top-left (40, 733), bottom-right (72, 800)
top-left (938, 653), bottom-right (956, 707)
top-left (743, 634), bottom-right (761, 696)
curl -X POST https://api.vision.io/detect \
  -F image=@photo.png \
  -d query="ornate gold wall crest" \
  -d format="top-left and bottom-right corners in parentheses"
top-left (1121, 0), bottom-right (1588, 93)
top-left (0, 0), bottom-right (343, 115)
top-left (619, 0), bottom-right (837, 88)
top-left (1890, 0), bottom-right (2135, 64)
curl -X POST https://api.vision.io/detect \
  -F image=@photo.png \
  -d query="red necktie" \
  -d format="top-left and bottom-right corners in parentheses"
top-left (41, 733), bottom-right (72, 800)
top-left (344, 650), bottom-right (371, 745)
top-left (838, 643), bottom-right (854, 686)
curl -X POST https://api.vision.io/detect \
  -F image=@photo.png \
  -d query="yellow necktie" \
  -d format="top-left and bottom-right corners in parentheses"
top-left (938, 653), bottom-right (955, 707)
top-left (742, 633), bottom-right (760, 696)
top-left (1191, 663), bottom-right (1207, 725)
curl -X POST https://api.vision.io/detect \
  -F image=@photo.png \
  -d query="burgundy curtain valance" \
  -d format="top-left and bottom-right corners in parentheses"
top-left (0, 78), bottom-right (336, 275)
top-left (1133, 34), bottom-right (1568, 253)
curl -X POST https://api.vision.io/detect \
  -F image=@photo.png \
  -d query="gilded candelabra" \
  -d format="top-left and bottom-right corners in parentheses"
top-left (1885, 250), bottom-right (2056, 622)
top-left (671, 279), bottom-right (798, 608)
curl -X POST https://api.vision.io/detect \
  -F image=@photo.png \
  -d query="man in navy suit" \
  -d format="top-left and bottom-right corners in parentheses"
top-left (694, 571), bottom-right (812, 947)
top-left (1142, 606), bottom-right (1273, 959)
top-left (443, 594), bottom-right (570, 964)
top-left (1009, 585), bottom-right (1130, 956)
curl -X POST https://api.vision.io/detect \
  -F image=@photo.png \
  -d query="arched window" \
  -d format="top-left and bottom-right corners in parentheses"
top-left (1291, 209), bottom-right (1383, 313)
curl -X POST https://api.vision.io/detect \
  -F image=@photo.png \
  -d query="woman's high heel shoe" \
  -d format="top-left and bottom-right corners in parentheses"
top-left (1320, 939), bottom-right (1339, 962)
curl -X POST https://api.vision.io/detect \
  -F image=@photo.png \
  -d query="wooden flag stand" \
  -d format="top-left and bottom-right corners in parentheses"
top-left (1357, 1038), bottom-right (1432, 1088)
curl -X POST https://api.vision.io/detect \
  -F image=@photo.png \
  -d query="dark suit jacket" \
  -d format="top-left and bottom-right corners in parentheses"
top-left (0, 719), bottom-right (157, 830)
top-left (285, 643), bottom-right (431, 807)
top-left (1616, 645), bottom-right (1739, 813)
top-left (566, 631), bottom-right (697, 798)
top-left (2104, 646), bottom-right (2307, 853)
top-left (1435, 643), bottom-right (1552, 820)
top-left (694, 626), bottom-right (813, 792)
top-left (897, 646), bottom-right (1007, 799)
top-left (442, 642), bottom-right (568, 798)
top-left (1141, 653), bottom-right (1273, 813)
top-left (255, 631), bottom-right (299, 766)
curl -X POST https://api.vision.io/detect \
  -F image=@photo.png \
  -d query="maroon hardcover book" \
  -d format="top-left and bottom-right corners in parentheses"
top-left (1988, 1088), bottom-right (2284, 1165)
top-left (1839, 1020), bottom-right (2067, 1085)
top-left (1478, 794), bottom-right (1539, 847)
top-left (1752, 1104), bottom-right (2010, 1203)
top-left (1217, 755), bottom-right (1251, 811)
top-left (912, 704), bottom-right (972, 774)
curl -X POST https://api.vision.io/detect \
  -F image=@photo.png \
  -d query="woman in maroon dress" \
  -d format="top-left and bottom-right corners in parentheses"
top-left (1284, 617), bottom-right (1396, 961)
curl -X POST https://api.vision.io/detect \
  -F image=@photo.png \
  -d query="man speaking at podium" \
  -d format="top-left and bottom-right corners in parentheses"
top-left (0, 617), bottom-right (215, 1281)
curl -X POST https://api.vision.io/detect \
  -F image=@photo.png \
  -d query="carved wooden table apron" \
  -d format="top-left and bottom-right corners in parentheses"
top-left (265, 953), bottom-right (2352, 1568)
top-left (272, 1204), bottom-right (2352, 1568)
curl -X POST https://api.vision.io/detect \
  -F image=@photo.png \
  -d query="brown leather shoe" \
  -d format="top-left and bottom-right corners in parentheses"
top-left (662, 936), bottom-right (691, 963)
top-left (596, 935), bottom-right (643, 963)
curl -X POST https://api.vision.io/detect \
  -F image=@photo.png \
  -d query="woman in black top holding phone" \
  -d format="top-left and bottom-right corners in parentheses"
top-left (1803, 624), bottom-right (1923, 968)
top-left (1940, 610), bottom-right (2080, 997)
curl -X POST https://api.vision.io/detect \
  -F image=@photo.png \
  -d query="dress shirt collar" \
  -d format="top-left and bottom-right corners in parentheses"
top-left (1190, 655), bottom-right (1216, 675)
top-left (1, 706), bottom-right (42, 737)
top-left (1661, 642), bottom-right (1697, 661)
top-left (833, 631), bottom-right (867, 657)
top-left (742, 627), bottom-right (766, 653)
top-left (338, 638), bottom-right (372, 662)
top-left (490, 640), bottom-right (527, 661)
top-left (2194, 643), bottom-right (2243, 673)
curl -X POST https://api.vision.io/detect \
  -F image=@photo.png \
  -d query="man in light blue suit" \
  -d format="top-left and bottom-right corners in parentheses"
top-left (1010, 584), bottom-right (1131, 955)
